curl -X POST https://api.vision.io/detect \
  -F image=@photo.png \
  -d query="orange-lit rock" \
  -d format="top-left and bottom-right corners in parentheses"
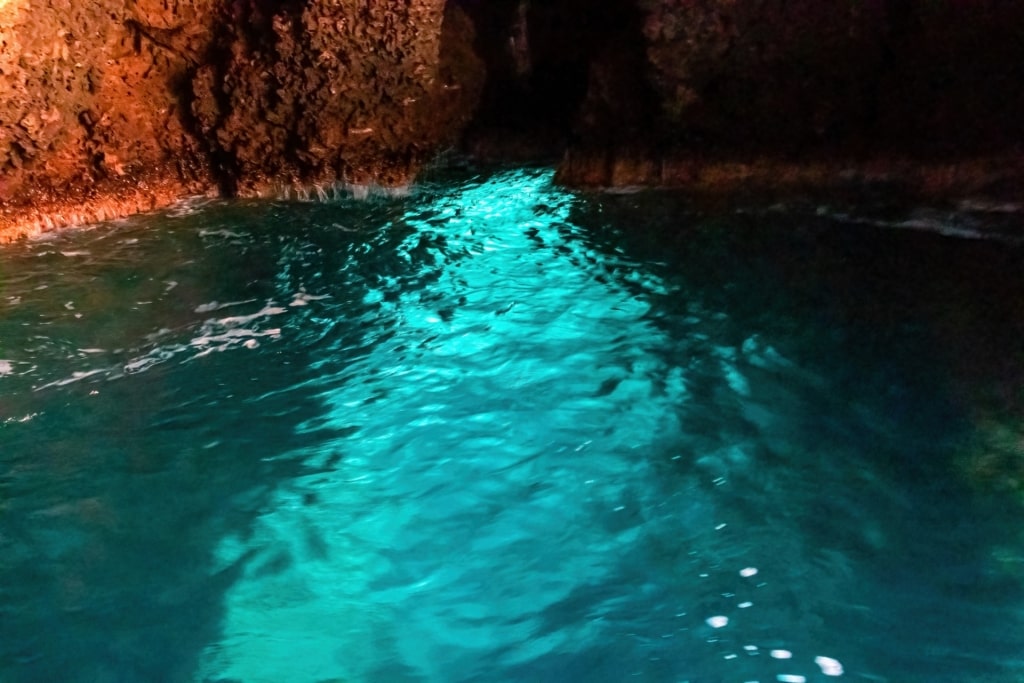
top-left (0, 0), bottom-right (218, 241)
top-left (0, 0), bottom-right (482, 241)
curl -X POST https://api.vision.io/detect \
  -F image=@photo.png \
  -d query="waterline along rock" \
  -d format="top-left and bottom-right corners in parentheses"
top-left (2, 0), bottom-right (1022, 241)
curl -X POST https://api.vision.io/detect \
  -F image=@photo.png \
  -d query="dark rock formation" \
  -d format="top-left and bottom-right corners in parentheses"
top-left (457, 0), bottom-right (655, 161)
top-left (557, 0), bottom-right (1024, 187)
top-left (190, 0), bottom-right (482, 195)
top-left (2, 0), bottom-right (1023, 240)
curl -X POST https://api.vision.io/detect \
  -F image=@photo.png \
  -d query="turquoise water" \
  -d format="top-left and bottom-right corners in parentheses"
top-left (2, 168), bottom-right (1024, 682)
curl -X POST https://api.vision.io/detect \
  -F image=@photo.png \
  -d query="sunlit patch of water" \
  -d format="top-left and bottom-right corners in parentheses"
top-left (2, 168), bottom-right (1024, 683)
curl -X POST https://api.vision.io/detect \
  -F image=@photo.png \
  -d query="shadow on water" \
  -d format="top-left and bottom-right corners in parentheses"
top-left (564, 190), bottom-right (1024, 681)
top-left (0, 168), bottom-right (1023, 682)
top-left (0, 198), bottom-right (443, 682)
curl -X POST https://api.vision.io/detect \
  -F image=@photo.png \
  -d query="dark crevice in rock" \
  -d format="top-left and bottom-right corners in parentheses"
top-left (456, 0), bottom-right (655, 162)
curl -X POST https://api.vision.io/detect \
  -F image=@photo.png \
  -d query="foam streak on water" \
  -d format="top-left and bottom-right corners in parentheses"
top-left (1, 169), bottom-right (1023, 683)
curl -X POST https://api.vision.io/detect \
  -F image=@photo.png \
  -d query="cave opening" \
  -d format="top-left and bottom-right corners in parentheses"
top-left (452, 0), bottom-right (657, 161)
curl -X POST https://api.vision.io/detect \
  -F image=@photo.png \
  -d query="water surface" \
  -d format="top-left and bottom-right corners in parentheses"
top-left (2, 168), bottom-right (1023, 683)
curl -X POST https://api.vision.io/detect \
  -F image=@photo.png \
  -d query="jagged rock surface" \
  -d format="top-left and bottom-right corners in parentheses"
top-left (190, 0), bottom-right (482, 194)
top-left (0, 0), bottom-right (219, 238)
top-left (631, 0), bottom-right (1024, 155)
top-left (0, 0), bottom-right (482, 240)
top-left (2, 0), bottom-right (1023, 239)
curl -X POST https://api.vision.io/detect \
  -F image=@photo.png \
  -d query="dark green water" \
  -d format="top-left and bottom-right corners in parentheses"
top-left (2, 168), bottom-right (1023, 683)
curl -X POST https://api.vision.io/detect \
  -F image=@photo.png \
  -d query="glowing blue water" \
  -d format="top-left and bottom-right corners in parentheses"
top-left (1, 168), bottom-right (1023, 682)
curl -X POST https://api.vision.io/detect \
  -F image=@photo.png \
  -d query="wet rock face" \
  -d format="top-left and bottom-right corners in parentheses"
top-left (629, 0), bottom-right (1024, 156)
top-left (0, 0), bottom-right (219, 238)
top-left (0, 0), bottom-right (215, 199)
top-left (190, 0), bottom-right (483, 194)
top-left (552, 0), bottom-right (1024, 188)
top-left (2, 0), bottom-right (1022, 237)
top-left (457, 0), bottom-right (652, 160)
top-left (636, 0), bottom-right (885, 152)
top-left (0, 0), bottom-right (481, 239)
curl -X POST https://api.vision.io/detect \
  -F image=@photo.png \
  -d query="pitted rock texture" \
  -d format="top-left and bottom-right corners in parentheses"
top-left (0, 0), bottom-right (217, 239)
top-left (1, 0), bottom-right (481, 240)
top-left (3, 0), bottom-right (1023, 240)
top-left (190, 0), bottom-right (483, 195)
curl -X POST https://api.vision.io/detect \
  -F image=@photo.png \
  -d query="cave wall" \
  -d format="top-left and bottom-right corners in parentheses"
top-left (0, 0), bottom-right (482, 240)
top-left (630, 0), bottom-right (1024, 156)
top-left (2, 0), bottom-right (1023, 239)
top-left (0, 0), bottom-right (216, 211)
top-left (529, 0), bottom-right (1023, 188)
top-left (190, 0), bottom-right (483, 194)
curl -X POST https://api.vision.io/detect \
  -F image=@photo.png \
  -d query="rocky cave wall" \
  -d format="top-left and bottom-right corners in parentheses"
top-left (190, 0), bottom-right (483, 195)
top-left (457, 0), bottom-right (1024, 188)
top-left (554, 0), bottom-right (1024, 186)
top-left (0, 0), bottom-right (218, 229)
top-left (2, 0), bottom-right (1023, 240)
top-left (0, 0), bottom-right (483, 239)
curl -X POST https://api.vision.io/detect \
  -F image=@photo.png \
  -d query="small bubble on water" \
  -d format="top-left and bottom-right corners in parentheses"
top-left (770, 649), bottom-right (793, 659)
top-left (815, 656), bottom-right (844, 676)
top-left (706, 615), bottom-right (729, 628)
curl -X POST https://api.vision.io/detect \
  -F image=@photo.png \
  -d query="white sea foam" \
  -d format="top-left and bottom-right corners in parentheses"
top-left (824, 206), bottom-right (1024, 244)
top-left (195, 299), bottom-right (258, 313)
top-left (34, 301), bottom-right (293, 387)
top-left (198, 228), bottom-right (245, 240)
top-left (34, 368), bottom-right (107, 391)
top-left (288, 291), bottom-right (331, 307)
top-left (189, 327), bottom-right (281, 359)
top-left (212, 305), bottom-right (287, 327)
top-left (815, 655), bottom-right (844, 676)
top-left (958, 199), bottom-right (1022, 213)
top-left (166, 195), bottom-right (216, 218)
top-left (706, 616), bottom-right (729, 628)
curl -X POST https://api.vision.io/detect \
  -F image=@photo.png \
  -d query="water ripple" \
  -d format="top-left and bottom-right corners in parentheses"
top-left (2, 168), bottom-right (1023, 683)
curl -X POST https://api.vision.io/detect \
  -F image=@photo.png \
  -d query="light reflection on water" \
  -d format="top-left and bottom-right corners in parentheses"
top-left (1, 168), bottom-right (1023, 683)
